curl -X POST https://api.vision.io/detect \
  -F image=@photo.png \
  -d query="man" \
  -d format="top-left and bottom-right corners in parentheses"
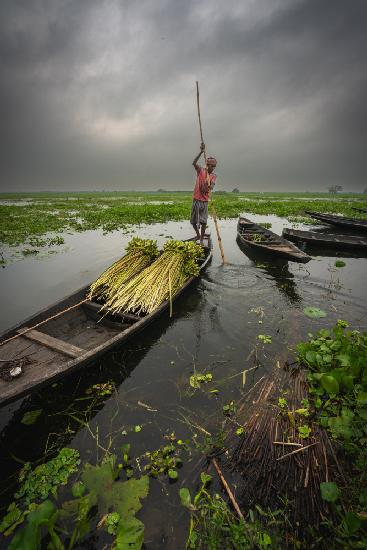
top-left (191, 142), bottom-right (217, 245)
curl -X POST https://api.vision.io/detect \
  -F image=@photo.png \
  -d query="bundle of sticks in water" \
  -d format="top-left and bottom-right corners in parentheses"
top-left (225, 368), bottom-right (345, 540)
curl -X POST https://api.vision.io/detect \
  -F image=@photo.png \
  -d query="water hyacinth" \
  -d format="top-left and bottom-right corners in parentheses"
top-left (89, 237), bottom-right (159, 301)
top-left (103, 240), bottom-right (204, 316)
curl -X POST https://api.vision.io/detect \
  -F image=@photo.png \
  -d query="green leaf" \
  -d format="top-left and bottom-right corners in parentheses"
top-left (303, 307), bottom-right (327, 319)
top-left (168, 469), bottom-right (178, 480)
top-left (21, 409), bottom-right (42, 426)
top-left (115, 516), bottom-right (145, 550)
top-left (335, 260), bottom-right (346, 268)
top-left (200, 472), bottom-right (212, 486)
top-left (320, 375), bottom-right (339, 395)
top-left (320, 481), bottom-right (340, 502)
top-left (336, 354), bottom-right (351, 367)
top-left (357, 391), bottom-right (367, 406)
top-left (179, 487), bottom-right (192, 509)
top-left (8, 500), bottom-right (56, 550)
top-left (235, 427), bottom-right (245, 436)
top-left (134, 425), bottom-right (142, 433)
top-left (341, 512), bottom-right (362, 535)
top-left (298, 425), bottom-right (311, 439)
top-left (71, 481), bottom-right (86, 498)
top-left (81, 459), bottom-right (149, 520)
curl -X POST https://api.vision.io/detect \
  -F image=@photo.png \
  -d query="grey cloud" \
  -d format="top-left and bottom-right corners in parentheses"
top-left (0, 0), bottom-right (366, 191)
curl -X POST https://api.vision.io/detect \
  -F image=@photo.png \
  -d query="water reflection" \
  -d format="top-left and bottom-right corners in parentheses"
top-left (236, 236), bottom-right (302, 304)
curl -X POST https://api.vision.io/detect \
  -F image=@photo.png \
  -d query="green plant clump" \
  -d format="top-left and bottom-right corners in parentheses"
top-left (297, 321), bottom-right (367, 545)
top-left (180, 473), bottom-right (279, 549)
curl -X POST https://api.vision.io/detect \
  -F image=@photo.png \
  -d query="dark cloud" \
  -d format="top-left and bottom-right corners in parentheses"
top-left (0, 0), bottom-right (366, 191)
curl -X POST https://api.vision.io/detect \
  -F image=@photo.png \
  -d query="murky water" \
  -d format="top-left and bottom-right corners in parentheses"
top-left (0, 215), bottom-right (366, 549)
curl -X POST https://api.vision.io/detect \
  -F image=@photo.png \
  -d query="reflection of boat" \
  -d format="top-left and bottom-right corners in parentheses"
top-left (0, 236), bottom-right (212, 406)
top-left (236, 237), bottom-right (302, 303)
top-left (282, 228), bottom-right (367, 251)
top-left (305, 211), bottom-right (367, 232)
top-left (352, 207), bottom-right (367, 214)
top-left (237, 217), bottom-right (311, 263)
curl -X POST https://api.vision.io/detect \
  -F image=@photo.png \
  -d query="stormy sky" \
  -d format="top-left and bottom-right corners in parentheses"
top-left (0, 0), bottom-right (366, 192)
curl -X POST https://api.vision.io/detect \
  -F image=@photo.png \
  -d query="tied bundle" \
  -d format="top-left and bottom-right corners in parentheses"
top-left (104, 240), bottom-right (204, 315)
top-left (89, 238), bottom-right (159, 301)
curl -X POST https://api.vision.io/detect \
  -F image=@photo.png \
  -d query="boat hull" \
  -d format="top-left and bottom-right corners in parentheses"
top-left (0, 237), bottom-right (212, 406)
top-left (236, 217), bottom-right (311, 263)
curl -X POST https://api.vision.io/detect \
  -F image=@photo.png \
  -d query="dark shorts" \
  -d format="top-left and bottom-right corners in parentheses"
top-left (190, 199), bottom-right (209, 227)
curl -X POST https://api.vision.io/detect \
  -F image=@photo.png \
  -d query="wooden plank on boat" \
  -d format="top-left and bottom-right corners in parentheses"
top-left (82, 300), bottom-right (141, 322)
top-left (17, 328), bottom-right (85, 358)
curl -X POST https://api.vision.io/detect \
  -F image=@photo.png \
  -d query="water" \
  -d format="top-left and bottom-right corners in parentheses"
top-left (0, 215), bottom-right (366, 549)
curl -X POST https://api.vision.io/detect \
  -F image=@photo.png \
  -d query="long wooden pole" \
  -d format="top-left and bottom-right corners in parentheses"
top-left (196, 81), bottom-right (226, 265)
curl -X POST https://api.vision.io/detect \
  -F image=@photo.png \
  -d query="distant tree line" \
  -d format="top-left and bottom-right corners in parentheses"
top-left (328, 185), bottom-right (343, 194)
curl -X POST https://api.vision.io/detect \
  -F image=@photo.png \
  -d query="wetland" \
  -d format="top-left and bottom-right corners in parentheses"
top-left (0, 191), bottom-right (367, 548)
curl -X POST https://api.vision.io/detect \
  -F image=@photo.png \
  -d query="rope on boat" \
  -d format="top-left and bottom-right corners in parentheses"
top-left (0, 298), bottom-right (89, 348)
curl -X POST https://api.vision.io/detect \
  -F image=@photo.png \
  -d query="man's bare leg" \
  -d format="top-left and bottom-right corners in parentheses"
top-left (192, 224), bottom-right (201, 241)
top-left (200, 223), bottom-right (206, 245)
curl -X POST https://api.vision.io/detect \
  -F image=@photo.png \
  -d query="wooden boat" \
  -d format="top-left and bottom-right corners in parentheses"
top-left (236, 217), bottom-right (311, 263)
top-left (352, 207), bottom-right (367, 214)
top-left (0, 236), bottom-right (212, 407)
top-left (305, 210), bottom-right (367, 232)
top-left (282, 228), bottom-right (367, 250)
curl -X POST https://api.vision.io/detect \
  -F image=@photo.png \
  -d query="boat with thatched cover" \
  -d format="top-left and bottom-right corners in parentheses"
top-left (305, 210), bottom-right (367, 232)
top-left (0, 236), bottom-right (212, 407)
top-left (282, 227), bottom-right (367, 251)
top-left (237, 216), bottom-right (311, 263)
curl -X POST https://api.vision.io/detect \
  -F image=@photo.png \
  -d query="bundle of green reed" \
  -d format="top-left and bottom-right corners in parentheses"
top-left (103, 240), bottom-right (204, 315)
top-left (89, 238), bottom-right (158, 301)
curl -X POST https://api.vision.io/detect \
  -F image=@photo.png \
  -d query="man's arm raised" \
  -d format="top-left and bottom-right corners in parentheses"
top-left (192, 142), bottom-right (205, 172)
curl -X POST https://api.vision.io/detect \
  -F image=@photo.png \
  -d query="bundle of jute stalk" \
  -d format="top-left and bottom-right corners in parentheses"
top-left (89, 237), bottom-right (159, 301)
top-left (103, 240), bottom-right (204, 315)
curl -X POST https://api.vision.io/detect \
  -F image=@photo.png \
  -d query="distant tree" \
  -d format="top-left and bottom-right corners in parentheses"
top-left (328, 185), bottom-right (343, 194)
top-left (364, 187), bottom-right (367, 194)
top-left (232, 188), bottom-right (240, 193)
top-left (157, 188), bottom-right (166, 193)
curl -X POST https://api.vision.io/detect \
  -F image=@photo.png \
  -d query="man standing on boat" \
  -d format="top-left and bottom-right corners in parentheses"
top-left (191, 142), bottom-right (217, 245)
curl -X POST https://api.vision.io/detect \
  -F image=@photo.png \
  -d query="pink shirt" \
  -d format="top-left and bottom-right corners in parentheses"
top-left (193, 167), bottom-right (217, 202)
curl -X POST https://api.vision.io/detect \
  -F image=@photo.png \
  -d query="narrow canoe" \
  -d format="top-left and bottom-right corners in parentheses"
top-left (305, 211), bottom-right (367, 232)
top-left (0, 236), bottom-right (212, 407)
top-left (236, 217), bottom-right (311, 263)
top-left (282, 228), bottom-right (367, 250)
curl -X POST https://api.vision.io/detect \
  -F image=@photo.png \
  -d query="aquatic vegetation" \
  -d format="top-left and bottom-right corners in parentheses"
top-left (21, 409), bottom-right (42, 425)
top-left (180, 473), bottom-right (277, 549)
top-left (303, 306), bottom-right (327, 319)
top-left (0, 448), bottom-right (80, 536)
top-left (1, 191), bottom-right (366, 257)
top-left (257, 334), bottom-right (272, 344)
top-left (142, 440), bottom-right (183, 479)
top-left (2, 449), bottom-right (150, 549)
top-left (189, 372), bottom-right (213, 389)
top-left (85, 381), bottom-right (115, 397)
top-left (15, 448), bottom-right (80, 505)
top-left (297, 321), bottom-right (367, 441)
top-left (297, 321), bottom-right (367, 546)
top-left (335, 260), bottom-right (346, 268)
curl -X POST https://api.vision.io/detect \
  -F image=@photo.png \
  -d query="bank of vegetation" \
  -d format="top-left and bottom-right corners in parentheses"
top-left (1, 192), bottom-right (366, 261)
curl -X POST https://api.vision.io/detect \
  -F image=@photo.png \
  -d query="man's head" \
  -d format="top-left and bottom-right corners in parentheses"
top-left (207, 157), bottom-right (217, 174)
